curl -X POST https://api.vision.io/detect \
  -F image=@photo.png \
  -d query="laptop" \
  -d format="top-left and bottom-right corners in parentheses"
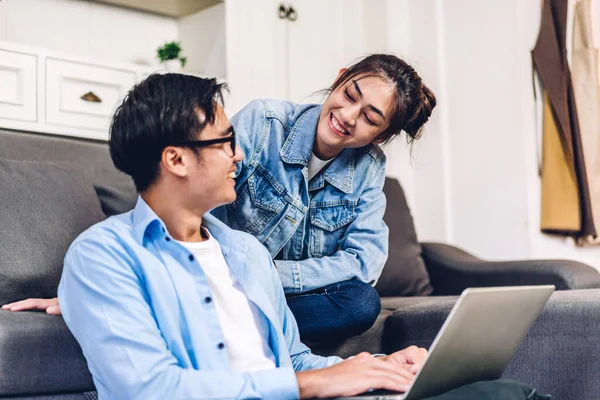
top-left (335, 285), bottom-right (555, 400)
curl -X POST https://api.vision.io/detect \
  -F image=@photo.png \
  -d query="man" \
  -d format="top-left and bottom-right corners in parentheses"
top-left (52, 73), bottom-right (426, 399)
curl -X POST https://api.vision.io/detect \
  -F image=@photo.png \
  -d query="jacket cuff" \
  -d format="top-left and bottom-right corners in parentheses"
top-left (275, 260), bottom-right (302, 294)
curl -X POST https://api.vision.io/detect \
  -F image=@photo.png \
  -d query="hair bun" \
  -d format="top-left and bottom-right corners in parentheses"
top-left (403, 85), bottom-right (436, 139)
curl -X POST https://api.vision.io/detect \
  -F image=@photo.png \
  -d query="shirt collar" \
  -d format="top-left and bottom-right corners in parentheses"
top-left (132, 196), bottom-right (246, 259)
top-left (280, 105), bottom-right (321, 166)
top-left (132, 196), bottom-right (164, 244)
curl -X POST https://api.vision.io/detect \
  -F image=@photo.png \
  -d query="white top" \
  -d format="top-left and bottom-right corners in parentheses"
top-left (177, 229), bottom-right (276, 372)
top-left (307, 153), bottom-right (334, 180)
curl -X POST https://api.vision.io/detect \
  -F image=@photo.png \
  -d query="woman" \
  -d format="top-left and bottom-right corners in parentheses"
top-left (3, 54), bottom-right (436, 343)
top-left (213, 54), bottom-right (436, 342)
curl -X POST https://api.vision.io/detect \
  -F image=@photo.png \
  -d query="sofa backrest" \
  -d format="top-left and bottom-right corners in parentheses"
top-left (0, 129), bottom-right (432, 300)
top-left (0, 129), bottom-right (138, 216)
top-left (375, 177), bottom-right (434, 297)
top-left (0, 129), bottom-right (138, 304)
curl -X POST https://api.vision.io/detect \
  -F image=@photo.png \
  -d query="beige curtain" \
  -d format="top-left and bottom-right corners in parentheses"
top-left (571, 0), bottom-right (600, 243)
top-left (540, 92), bottom-right (581, 233)
top-left (533, 0), bottom-right (597, 240)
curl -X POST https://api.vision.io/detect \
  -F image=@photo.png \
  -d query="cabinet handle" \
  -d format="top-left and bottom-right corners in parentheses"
top-left (286, 6), bottom-right (297, 21)
top-left (80, 91), bottom-right (102, 103)
top-left (278, 4), bottom-right (287, 19)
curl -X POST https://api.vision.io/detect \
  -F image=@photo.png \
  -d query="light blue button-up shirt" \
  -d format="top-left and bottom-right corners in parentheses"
top-left (58, 197), bottom-right (341, 400)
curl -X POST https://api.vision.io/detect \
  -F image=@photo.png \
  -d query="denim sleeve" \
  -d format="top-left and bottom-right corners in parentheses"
top-left (212, 100), bottom-right (267, 223)
top-left (266, 248), bottom-right (343, 370)
top-left (58, 239), bottom-right (299, 400)
top-left (274, 159), bottom-right (389, 293)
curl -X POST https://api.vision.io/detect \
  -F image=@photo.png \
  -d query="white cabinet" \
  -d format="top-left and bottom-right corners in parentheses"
top-left (0, 41), bottom-right (153, 141)
top-left (0, 1), bottom-right (380, 139)
top-left (0, 49), bottom-right (37, 122)
top-left (45, 58), bottom-right (136, 132)
top-left (225, 0), bottom-right (287, 114)
top-left (225, 1), bottom-right (371, 115)
top-left (286, 0), bottom-right (366, 103)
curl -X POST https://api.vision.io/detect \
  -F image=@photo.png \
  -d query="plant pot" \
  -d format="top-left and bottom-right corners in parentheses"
top-left (163, 59), bottom-right (182, 72)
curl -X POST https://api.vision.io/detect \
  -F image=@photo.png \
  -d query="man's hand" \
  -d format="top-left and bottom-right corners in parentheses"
top-left (2, 297), bottom-right (61, 315)
top-left (382, 345), bottom-right (428, 374)
top-left (296, 352), bottom-right (416, 399)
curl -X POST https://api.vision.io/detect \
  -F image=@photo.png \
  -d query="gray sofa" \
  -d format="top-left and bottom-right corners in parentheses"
top-left (1, 128), bottom-right (599, 400)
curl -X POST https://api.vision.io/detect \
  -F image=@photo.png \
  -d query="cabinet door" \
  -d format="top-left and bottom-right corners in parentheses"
top-left (225, 0), bottom-right (287, 115)
top-left (0, 49), bottom-right (37, 122)
top-left (286, 0), bottom-right (367, 104)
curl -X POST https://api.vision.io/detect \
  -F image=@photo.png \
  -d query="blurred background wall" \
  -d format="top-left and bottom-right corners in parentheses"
top-left (0, 0), bottom-right (597, 268)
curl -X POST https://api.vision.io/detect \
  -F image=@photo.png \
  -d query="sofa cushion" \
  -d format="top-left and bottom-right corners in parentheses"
top-left (375, 177), bottom-right (434, 297)
top-left (0, 311), bottom-right (94, 395)
top-left (0, 159), bottom-right (105, 304)
top-left (0, 129), bottom-right (138, 217)
top-left (91, 178), bottom-right (137, 217)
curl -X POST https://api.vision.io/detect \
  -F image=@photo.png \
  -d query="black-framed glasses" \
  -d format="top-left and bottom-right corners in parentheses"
top-left (174, 127), bottom-right (236, 157)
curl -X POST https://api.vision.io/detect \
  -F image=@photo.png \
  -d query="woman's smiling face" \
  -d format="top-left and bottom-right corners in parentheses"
top-left (315, 71), bottom-right (396, 160)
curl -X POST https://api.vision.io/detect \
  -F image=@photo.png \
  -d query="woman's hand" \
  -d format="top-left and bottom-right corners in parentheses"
top-left (2, 297), bottom-right (61, 315)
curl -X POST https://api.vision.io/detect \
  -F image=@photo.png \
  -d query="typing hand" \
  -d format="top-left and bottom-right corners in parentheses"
top-left (296, 352), bottom-right (415, 399)
top-left (382, 345), bottom-right (428, 375)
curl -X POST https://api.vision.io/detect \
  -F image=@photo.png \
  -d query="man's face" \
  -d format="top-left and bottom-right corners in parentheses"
top-left (187, 105), bottom-right (243, 210)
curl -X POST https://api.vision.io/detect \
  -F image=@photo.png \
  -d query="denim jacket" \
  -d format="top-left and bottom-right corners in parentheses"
top-left (213, 99), bottom-right (389, 294)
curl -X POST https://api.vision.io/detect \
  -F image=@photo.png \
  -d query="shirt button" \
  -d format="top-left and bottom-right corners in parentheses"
top-left (217, 342), bottom-right (225, 350)
top-left (165, 237), bottom-right (171, 242)
top-left (189, 254), bottom-right (194, 261)
top-left (204, 296), bottom-right (212, 304)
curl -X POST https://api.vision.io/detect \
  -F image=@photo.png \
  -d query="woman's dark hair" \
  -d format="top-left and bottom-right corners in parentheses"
top-left (328, 54), bottom-right (436, 145)
top-left (109, 73), bottom-right (226, 192)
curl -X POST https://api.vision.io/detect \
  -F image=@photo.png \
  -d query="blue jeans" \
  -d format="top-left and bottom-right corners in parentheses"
top-left (285, 279), bottom-right (381, 343)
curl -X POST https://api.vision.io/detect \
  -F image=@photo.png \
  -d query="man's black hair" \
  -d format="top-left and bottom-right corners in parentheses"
top-left (109, 73), bottom-right (227, 192)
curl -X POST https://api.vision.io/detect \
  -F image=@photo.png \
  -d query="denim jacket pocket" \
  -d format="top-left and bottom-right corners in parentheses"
top-left (309, 199), bottom-right (358, 257)
top-left (227, 167), bottom-right (287, 236)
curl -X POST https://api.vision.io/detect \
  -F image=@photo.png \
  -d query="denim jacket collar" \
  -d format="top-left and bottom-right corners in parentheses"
top-left (280, 105), bottom-right (320, 166)
top-left (280, 104), bottom-right (355, 194)
top-left (308, 149), bottom-right (355, 193)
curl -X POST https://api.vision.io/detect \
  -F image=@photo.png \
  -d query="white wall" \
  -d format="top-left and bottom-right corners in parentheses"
top-left (381, 0), bottom-right (450, 244)
top-left (179, 3), bottom-right (226, 77)
top-left (0, 0), bottom-right (178, 66)
top-left (0, 1), bottom-right (7, 42)
top-left (439, 0), bottom-right (532, 259)
top-left (381, 0), bottom-right (600, 269)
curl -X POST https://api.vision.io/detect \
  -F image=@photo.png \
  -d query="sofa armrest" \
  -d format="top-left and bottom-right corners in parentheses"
top-left (420, 242), bottom-right (600, 295)
top-left (0, 310), bottom-right (94, 396)
top-left (381, 290), bottom-right (600, 400)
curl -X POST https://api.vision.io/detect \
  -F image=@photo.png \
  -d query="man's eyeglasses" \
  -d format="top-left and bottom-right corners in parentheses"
top-left (174, 127), bottom-right (236, 157)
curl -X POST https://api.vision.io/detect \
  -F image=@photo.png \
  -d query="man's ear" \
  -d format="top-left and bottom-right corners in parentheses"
top-left (161, 146), bottom-right (190, 178)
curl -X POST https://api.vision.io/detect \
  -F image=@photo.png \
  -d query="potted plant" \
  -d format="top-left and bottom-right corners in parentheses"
top-left (157, 41), bottom-right (187, 72)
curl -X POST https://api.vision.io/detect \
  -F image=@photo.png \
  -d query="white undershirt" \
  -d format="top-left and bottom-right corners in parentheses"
top-left (307, 153), bottom-right (334, 180)
top-left (177, 229), bottom-right (276, 372)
